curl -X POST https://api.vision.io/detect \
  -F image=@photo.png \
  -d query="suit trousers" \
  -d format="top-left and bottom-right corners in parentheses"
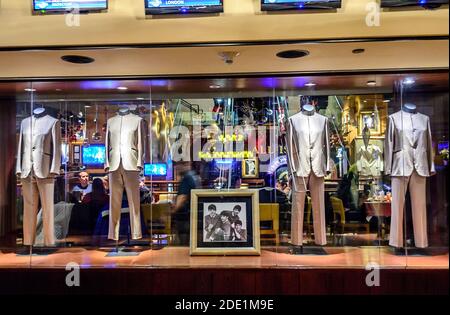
top-left (108, 163), bottom-right (142, 241)
top-left (291, 173), bottom-right (327, 246)
top-left (390, 171), bottom-right (428, 248)
top-left (21, 175), bottom-right (55, 246)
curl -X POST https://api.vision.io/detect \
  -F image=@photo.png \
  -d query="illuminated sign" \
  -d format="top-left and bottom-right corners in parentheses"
top-left (198, 151), bottom-right (254, 159)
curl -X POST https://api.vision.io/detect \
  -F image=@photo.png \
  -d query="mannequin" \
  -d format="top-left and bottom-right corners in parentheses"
top-left (385, 103), bottom-right (435, 249)
top-left (402, 103), bottom-right (417, 113)
top-left (286, 104), bottom-right (330, 249)
top-left (105, 107), bottom-right (146, 241)
top-left (16, 107), bottom-right (61, 247)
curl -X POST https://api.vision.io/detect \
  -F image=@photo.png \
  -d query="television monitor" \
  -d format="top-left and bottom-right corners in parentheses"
top-left (261, 0), bottom-right (341, 11)
top-left (381, 0), bottom-right (448, 7)
top-left (82, 144), bottom-right (106, 168)
top-left (33, 0), bottom-right (108, 13)
top-left (145, 0), bottom-right (223, 15)
top-left (144, 163), bottom-right (168, 177)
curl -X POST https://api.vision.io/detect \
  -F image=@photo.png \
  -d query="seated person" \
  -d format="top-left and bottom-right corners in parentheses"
top-left (209, 211), bottom-right (232, 242)
top-left (71, 171), bottom-right (92, 203)
top-left (231, 220), bottom-right (247, 241)
top-left (82, 178), bottom-right (108, 207)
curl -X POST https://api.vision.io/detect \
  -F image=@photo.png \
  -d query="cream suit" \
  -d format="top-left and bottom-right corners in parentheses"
top-left (385, 110), bottom-right (435, 248)
top-left (356, 144), bottom-right (384, 177)
top-left (105, 112), bottom-right (145, 241)
top-left (287, 111), bottom-right (330, 246)
top-left (16, 115), bottom-right (61, 246)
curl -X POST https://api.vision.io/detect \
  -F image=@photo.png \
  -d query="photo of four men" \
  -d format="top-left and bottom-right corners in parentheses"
top-left (203, 203), bottom-right (247, 242)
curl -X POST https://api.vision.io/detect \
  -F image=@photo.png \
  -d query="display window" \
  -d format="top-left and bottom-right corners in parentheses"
top-left (0, 72), bottom-right (448, 269)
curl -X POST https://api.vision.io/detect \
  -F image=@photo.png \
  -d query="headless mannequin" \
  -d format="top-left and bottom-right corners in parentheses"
top-left (33, 107), bottom-right (46, 118)
top-left (402, 103), bottom-right (417, 114)
top-left (289, 103), bottom-right (328, 253)
top-left (301, 104), bottom-right (315, 115)
top-left (118, 107), bottom-right (130, 116)
top-left (386, 101), bottom-right (434, 250)
top-left (115, 107), bottom-right (130, 250)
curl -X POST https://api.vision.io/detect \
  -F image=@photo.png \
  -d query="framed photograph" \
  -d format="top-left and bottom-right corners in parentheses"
top-left (359, 111), bottom-right (381, 136)
top-left (190, 189), bottom-right (260, 256)
top-left (242, 158), bottom-right (259, 178)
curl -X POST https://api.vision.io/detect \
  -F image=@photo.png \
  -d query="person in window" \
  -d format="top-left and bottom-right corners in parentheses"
top-left (211, 211), bottom-right (232, 241)
top-left (81, 178), bottom-right (109, 233)
top-left (71, 171), bottom-right (92, 202)
top-left (172, 162), bottom-right (201, 245)
top-left (204, 204), bottom-right (220, 240)
top-left (82, 178), bottom-right (108, 207)
top-left (231, 220), bottom-right (247, 242)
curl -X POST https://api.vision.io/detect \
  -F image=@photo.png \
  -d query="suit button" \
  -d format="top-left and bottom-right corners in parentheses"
top-left (32, 147), bottom-right (36, 150)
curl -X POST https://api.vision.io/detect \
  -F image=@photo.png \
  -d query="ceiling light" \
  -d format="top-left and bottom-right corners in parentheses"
top-left (403, 78), bottom-right (416, 85)
top-left (383, 99), bottom-right (391, 103)
top-left (209, 85), bottom-right (221, 89)
top-left (136, 97), bottom-right (145, 100)
top-left (367, 80), bottom-right (377, 87)
top-left (24, 88), bottom-right (36, 92)
top-left (276, 50), bottom-right (310, 59)
top-left (305, 82), bottom-right (316, 87)
top-left (117, 86), bottom-right (128, 91)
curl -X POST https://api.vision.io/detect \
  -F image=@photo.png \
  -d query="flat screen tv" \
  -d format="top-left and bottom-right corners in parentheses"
top-left (261, 0), bottom-right (342, 11)
top-left (82, 144), bottom-right (106, 168)
top-left (33, 0), bottom-right (108, 13)
top-left (145, 0), bottom-right (223, 15)
top-left (381, 0), bottom-right (448, 7)
top-left (144, 163), bottom-right (168, 177)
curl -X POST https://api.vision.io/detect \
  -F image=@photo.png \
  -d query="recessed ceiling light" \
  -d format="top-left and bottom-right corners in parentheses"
top-left (84, 105), bottom-right (91, 108)
top-left (352, 48), bottom-right (366, 54)
top-left (117, 86), bottom-right (128, 91)
top-left (305, 82), bottom-right (316, 87)
top-left (276, 50), bottom-right (310, 59)
top-left (367, 80), bottom-right (377, 86)
top-left (403, 78), bottom-right (416, 85)
top-left (61, 55), bottom-right (95, 64)
top-left (24, 88), bottom-right (36, 92)
top-left (383, 99), bottom-right (391, 103)
top-left (136, 97), bottom-right (145, 100)
top-left (209, 85), bottom-right (221, 89)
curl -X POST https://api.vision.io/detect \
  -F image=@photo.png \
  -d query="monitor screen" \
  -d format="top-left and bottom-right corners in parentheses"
top-left (145, 0), bottom-right (223, 15)
top-left (144, 163), bottom-right (168, 177)
top-left (381, 0), bottom-right (448, 7)
top-left (82, 145), bottom-right (106, 167)
top-left (33, 0), bottom-right (108, 12)
top-left (261, 0), bottom-right (341, 11)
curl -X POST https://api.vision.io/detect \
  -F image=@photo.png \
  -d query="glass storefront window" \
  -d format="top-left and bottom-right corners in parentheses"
top-left (0, 72), bottom-right (448, 269)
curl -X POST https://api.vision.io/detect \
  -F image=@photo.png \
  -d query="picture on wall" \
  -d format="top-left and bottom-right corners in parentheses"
top-left (242, 158), bottom-right (259, 178)
top-left (359, 111), bottom-right (381, 136)
top-left (190, 189), bottom-right (260, 256)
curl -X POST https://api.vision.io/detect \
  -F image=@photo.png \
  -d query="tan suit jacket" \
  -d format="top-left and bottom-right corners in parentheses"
top-left (384, 110), bottom-right (435, 177)
top-left (105, 113), bottom-right (146, 172)
top-left (287, 111), bottom-right (331, 178)
top-left (16, 115), bottom-right (61, 179)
